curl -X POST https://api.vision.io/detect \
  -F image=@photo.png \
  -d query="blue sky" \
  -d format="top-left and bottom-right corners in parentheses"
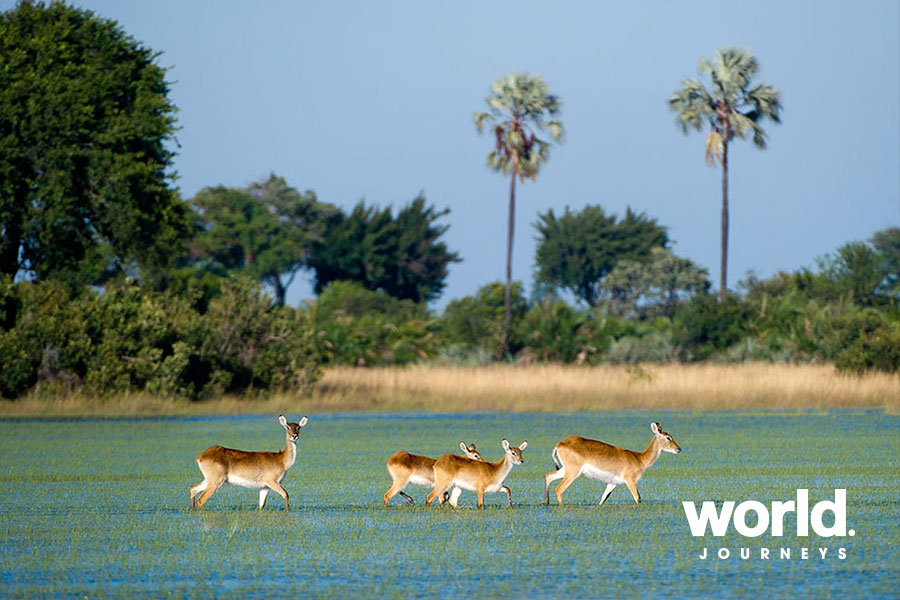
top-left (8, 0), bottom-right (899, 307)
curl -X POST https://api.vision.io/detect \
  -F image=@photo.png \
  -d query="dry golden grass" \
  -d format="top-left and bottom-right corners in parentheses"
top-left (1, 363), bottom-right (896, 416)
top-left (312, 363), bottom-right (899, 412)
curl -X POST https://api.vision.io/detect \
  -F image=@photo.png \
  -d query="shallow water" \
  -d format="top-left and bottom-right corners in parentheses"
top-left (1, 410), bottom-right (897, 598)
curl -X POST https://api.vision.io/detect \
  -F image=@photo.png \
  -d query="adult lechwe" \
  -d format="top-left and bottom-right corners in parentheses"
top-left (190, 415), bottom-right (308, 511)
top-left (426, 439), bottom-right (527, 509)
top-left (384, 442), bottom-right (482, 506)
top-left (544, 422), bottom-right (680, 506)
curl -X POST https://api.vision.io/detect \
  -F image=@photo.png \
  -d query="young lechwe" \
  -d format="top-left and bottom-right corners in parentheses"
top-left (426, 439), bottom-right (527, 509)
top-left (384, 442), bottom-right (482, 506)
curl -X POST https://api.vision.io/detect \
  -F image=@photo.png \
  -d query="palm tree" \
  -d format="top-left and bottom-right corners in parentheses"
top-left (669, 47), bottom-right (781, 300)
top-left (474, 73), bottom-right (564, 349)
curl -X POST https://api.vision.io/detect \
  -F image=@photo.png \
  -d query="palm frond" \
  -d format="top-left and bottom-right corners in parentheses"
top-left (674, 47), bottom-right (781, 157)
top-left (475, 72), bottom-right (564, 180)
top-left (546, 120), bottom-right (565, 143)
top-left (705, 130), bottom-right (723, 166)
top-left (473, 111), bottom-right (494, 134)
top-left (747, 84), bottom-right (782, 123)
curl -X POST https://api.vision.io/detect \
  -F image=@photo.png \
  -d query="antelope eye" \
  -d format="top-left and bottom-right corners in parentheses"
top-left (666, 436), bottom-right (672, 441)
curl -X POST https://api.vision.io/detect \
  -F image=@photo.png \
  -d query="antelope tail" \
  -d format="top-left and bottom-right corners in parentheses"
top-left (551, 445), bottom-right (562, 470)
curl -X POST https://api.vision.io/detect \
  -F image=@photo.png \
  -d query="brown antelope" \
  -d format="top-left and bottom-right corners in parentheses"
top-left (544, 422), bottom-right (680, 506)
top-left (426, 439), bottom-right (527, 509)
top-left (190, 415), bottom-right (308, 511)
top-left (383, 442), bottom-right (483, 506)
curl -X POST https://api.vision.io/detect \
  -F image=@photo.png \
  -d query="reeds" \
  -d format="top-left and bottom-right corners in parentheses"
top-left (1, 363), bottom-right (896, 416)
top-left (312, 363), bottom-right (899, 412)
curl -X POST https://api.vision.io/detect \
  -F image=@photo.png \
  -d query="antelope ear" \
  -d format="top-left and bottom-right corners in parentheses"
top-left (518, 441), bottom-right (528, 451)
top-left (460, 442), bottom-right (468, 453)
top-left (502, 438), bottom-right (510, 451)
top-left (650, 422), bottom-right (661, 435)
top-left (298, 416), bottom-right (308, 428)
top-left (468, 444), bottom-right (477, 452)
top-left (279, 415), bottom-right (288, 428)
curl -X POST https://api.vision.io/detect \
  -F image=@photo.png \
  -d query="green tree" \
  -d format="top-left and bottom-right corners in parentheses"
top-left (534, 205), bottom-right (668, 307)
top-left (440, 281), bottom-right (528, 359)
top-left (669, 47), bottom-right (782, 299)
top-left (190, 174), bottom-right (335, 305)
top-left (308, 194), bottom-right (460, 303)
top-left (0, 1), bottom-right (187, 285)
top-left (474, 73), bottom-right (564, 342)
top-left (815, 241), bottom-right (893, 307)
top-left (600, 247), bottom-right (710, 318)
top-left (871, 227), bottom-right (900, 300)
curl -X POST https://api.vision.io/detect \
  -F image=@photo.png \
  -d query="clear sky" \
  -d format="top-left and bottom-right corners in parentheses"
top-left (7, 0), bottom-right (899, 307)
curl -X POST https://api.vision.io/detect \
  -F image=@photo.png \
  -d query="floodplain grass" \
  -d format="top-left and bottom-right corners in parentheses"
top-left (0, 363), bottom-right (897, 417)
top-left (1, 411), bottom-right (898, 598)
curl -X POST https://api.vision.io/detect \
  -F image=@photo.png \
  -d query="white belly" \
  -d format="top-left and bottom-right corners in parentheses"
top-left (452, 480), bottom-right (477, 492)
top-left (407, 475), bottom-right (433, 487)
top-left (449, 479), bottom-right (504, 493)
top-left (227, 474), bottom-right (267, 489)
top-left (581, 465), bottom-right (625, 485)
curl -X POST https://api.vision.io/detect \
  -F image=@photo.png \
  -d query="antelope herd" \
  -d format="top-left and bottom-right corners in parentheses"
top-left (189, 415), bottom-right (680, 510)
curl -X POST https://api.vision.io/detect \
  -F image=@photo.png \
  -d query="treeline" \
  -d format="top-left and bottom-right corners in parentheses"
top-left (1, 224), bottom-right (897, 400)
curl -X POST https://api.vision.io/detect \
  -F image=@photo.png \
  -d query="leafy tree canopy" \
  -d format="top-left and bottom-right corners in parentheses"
top-left (308, 194), bottom-right (460, 304)
top-left (600, 247), bottom-right (710, 318)
top-left (189, 174), bottom-right (337, 305)
top-left (534, 205), bottom-right (669, 307)
top-left (0, 1), bottom-right (187, 287)
top-left (870, 227), bottom-right (900, 299)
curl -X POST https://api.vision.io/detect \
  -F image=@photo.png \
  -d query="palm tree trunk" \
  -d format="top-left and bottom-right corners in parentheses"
top-left (720, 140), bottom-right (729, 300)
top-left (505, 170), bottom-right (517, 348)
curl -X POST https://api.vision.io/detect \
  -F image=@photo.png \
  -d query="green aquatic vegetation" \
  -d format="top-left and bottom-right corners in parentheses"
top-left (0, 411), bottom-right (897, 597)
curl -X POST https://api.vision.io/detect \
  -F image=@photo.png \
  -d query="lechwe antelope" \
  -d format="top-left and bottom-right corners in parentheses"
top-left (426, 439), bottom-right (527, 509)
top-left (383, 442), bottom-right (483, 506)
top-left (190, 415), bottom-right (308, 511)
top-left (544, 422), bottom-right (681, 506)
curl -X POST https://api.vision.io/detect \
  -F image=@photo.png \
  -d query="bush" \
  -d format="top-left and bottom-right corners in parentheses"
top-left (833, 318), bottom-right (900, 374)
top-left (606, 331), bottom-right (677, 364)
top-left (674, 294), bottom-right (753, 361)
top-left (439, 282), bottom-right (527, 360)
top-left (513, 299), bottom-right (616, 364)
top-left (0, 278), bottom-right (320, 400)
top-left (308, 281), bottom-right (441, 366)
top-left (0, 280), bottom-right (90, 398)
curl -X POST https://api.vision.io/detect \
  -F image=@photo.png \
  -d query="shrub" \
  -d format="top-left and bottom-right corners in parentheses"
top-left (606, 331), bottom-right (677, 364)
top-left (833, 316), bottom-right (900, 374)
top-left (674, 294), bottom-right (753, 361)
top-left (0, 278), bottom-right (320, 400)
top-left (440, 281), bottom-right (526, 359)
top-left (513, 299), bottom-right (616, 364)
top-left (308, 281), bottom-right (441, 366)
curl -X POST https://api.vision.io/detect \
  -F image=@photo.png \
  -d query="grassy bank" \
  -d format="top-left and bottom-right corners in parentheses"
top-left (1, 363), bottom-right (896, 417)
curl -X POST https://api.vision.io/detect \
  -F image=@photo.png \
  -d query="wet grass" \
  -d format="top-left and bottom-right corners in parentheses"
top-left (1, 411), bottom-right (897, 597)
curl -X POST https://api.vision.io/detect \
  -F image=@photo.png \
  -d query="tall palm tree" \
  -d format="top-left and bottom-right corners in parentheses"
top-left (474, 73), bottom-right (564, 348)
top-left (669, 47), bottom-right (782, 299)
